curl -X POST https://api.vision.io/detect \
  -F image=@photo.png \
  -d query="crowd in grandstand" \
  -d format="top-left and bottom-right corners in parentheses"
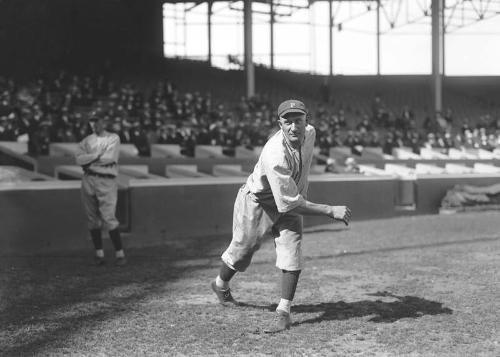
top-left (1, 71), bottom-right (500, 159)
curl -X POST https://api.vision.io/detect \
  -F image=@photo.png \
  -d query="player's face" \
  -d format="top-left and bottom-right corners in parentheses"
top-left (89, 118), bottom-right (105, 134)
top-left (278, 113), bottom-right (307, 147)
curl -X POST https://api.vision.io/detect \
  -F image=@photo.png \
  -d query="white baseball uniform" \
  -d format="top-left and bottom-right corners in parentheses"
top-left (75, 131), bottom-right (120, 231)
top-left (222, 124), bottom-right (316, 271)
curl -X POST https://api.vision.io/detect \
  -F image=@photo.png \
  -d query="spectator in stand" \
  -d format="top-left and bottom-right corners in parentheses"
top-left (131, 126), bottom-right (151, 157)
top-left (462, 129), bottom-right (478, 149)
top-left (325, 158), bottom-right (345, 174)
top-left (28, 121), bottom-right (51, 156)
top-left (181, 131), bottom-right (197, 157)
top-left (395, 105), bottom-right (414, 132)
top-left (423, 112), bottom-right (440, 134)
top-left (382, 132), bottom-right (397, 155)
top-left (393, 130), bottom-right (405, 148)
top-left (443, 108), bottom-right (454, 126)
top-left (365, 131), bottom-right (381, 147)
top-left (337, 110), bottom-right (347, 128)
top-left (317, 132), bottom-right (334, 157)
top-left (407, 131), bottom-right (422, 155)
top-left (488, 133), bottom-right (499, 151)
top-left (371, 94), bottom-right (386, 125)
top-left (433, 132), bottom-right (449, 153)
top-left (344, 157), bottom-right (361, 174)
top-left (443, 132), bottom-right (454, 150)
top-left (423, 132), bottom-right (436, 149)
top-left (356, 115), bottom-right (373, 132)
top-left (344, 131), bottom-right (364, 156)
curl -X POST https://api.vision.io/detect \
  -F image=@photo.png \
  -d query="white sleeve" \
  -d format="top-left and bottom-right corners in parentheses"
top-left (74, 138), bottom-right (98, 166)
top-left (96, 134), bottom-right (120, 165)
top-left (263, 153), bottom-right (305, 213)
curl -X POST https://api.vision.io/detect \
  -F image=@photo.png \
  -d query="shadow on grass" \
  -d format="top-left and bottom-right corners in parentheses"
top-left (237, 291), bottom-right (452, 325)
top-left (0, 234), bottom-right (232, 356)
top-left (292, 291), bottom-right (453, 325)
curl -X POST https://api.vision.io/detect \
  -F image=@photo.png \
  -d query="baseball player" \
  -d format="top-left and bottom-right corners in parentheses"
top-left (211, 99), bottom-right (351, 333)
top-left (75, 112), bottom-right (126, 266)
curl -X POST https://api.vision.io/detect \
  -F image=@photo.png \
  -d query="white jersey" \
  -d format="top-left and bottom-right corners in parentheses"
top-left (246, 124), bottom-right (316, 213)
top-left (75, 131), bottom-right (120, 176)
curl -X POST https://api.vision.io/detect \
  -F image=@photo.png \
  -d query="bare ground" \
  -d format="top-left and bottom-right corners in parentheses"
top-left (1, 211), bottom-right (499, 356)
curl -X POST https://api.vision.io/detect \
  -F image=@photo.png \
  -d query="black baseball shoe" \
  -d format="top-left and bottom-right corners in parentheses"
top-left (94, 256), bottom-right (105, 266)
top-left (115, 257), bottom-right (127, 266)
top-left (264, 309), bottom-right (292, 333)
top-left (211, 281), bottom-right (239, 306)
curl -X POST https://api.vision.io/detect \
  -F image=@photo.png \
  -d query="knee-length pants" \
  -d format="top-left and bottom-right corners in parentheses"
top-left (221, 185), bottom-right (303, 272)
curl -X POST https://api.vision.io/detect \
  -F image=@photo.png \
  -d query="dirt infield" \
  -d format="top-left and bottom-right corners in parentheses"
top-left (1, 212), bottom-right (499, 356)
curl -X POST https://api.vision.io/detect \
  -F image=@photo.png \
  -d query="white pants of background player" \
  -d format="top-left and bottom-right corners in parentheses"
top-left (222, 185), bottom-right (303, 272)
top-left (81, 174), bottom-right (120, 231)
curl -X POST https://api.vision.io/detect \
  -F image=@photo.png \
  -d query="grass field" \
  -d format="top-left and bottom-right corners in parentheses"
top-left (1, 211), bottom-right (499, 356)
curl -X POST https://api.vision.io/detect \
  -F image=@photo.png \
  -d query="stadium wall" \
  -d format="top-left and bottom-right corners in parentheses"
top-left (0, 176), bottom-right (396, 255)
top-left (4, 173), bottom-right (500, 255)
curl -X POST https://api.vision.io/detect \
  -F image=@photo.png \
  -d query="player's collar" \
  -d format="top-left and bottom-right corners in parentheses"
top-left (95, 130), bottom-right (109, 137)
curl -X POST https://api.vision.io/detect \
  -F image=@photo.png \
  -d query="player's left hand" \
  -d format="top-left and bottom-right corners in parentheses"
top-left (331, 206), bottom-right (352, 226)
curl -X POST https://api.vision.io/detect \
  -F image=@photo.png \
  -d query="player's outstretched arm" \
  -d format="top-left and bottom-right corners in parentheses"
top-left (290, 200), bottom-right (352, 225)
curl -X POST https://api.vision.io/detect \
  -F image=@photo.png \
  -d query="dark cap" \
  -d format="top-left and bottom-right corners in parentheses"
top-left (88, 110), bottom-right (103, 122)
top-left (277, 99), bottom-right (307, 118)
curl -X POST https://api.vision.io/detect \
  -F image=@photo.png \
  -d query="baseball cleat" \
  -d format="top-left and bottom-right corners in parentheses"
top-left (264, 309), bottom-right (292, 334)
top-left (211, 281), bottom-right (238, 306)
top-left (115, 257), bottom-right (127, 266)
top-left (94, 256), bottom-right (105, 266)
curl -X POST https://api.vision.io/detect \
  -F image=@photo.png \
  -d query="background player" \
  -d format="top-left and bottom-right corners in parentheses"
top-left (75, 111), bottom-right (126, 266)
top-left (211, 99), bottom-right (351, 333)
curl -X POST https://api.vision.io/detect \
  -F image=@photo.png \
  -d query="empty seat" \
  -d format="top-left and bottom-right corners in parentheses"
top-left (212, 165), bottom-right (248, 177)
top-left (393, 147), bottom-right (421, 160)
top-left (151, 144), bottom-right (184, 158)
top-left (49, 143), bottom-right (79, 157)
top-left (194, 145), bottom-right (228, 158)
top-left (165, 165), bottom-right (211, 178)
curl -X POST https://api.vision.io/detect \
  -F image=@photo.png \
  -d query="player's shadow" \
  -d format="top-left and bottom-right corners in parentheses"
top-left (291, 291), bottom-right (452, 325)
top-left (239, 291), bottom-right (452, 324)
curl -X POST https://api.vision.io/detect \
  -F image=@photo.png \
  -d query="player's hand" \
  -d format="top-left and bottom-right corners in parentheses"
top-left (330, 206), bottom-right (351, 226)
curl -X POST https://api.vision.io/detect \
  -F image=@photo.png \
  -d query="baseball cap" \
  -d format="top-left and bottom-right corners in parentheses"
top-left (88, 110), bottom-right (103, 122)
top-left (277, 99), bottom-right (307, 118)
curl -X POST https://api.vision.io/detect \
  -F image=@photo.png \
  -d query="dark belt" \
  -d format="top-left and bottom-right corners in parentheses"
top-left (85, 171), bottom-right (116, 179)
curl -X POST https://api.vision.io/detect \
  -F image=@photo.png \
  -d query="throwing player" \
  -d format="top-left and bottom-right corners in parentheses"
top-left (75, 111), bottom-right (126, 266)
top-left (211, 99), bottom-right (351, 333)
